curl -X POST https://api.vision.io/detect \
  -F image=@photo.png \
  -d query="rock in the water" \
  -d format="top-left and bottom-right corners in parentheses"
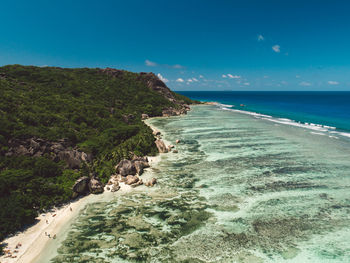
top-left (141, 113), bottom-right (149, 120)
top-left (176, 139), bottom-right (180, 144)
top-left (145, 177), bottom-right (157, 187)
top-left (72, 176), bottom-right (90, 195)
top-left (133, 160), bottom-right (150, 175)
top-left (155, 139), bottom-right (168, 153)
top-left (173, 149), bottom-right (178, 153)
top-left (88, 177), bottom-right (104, 194)
top-left (111, 184), bottom-right (120, 192)
top-left (126, 175), bottom-right (139, 185)
top-left (131, 179), bottom-right (143, 188)
top-left (115, 159), bottom-right (137, 176)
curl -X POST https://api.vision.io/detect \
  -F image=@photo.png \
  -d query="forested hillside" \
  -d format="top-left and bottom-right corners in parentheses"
top-left (0, 65), bottom-right (194, 245)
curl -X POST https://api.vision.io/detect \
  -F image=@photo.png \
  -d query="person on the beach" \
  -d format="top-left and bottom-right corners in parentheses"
top-left (70, 207), bottom-right (72, 211)
top-left (46, 219), bottom-right (48, 224)
top-left (53, 234), bottom-right (56, 239)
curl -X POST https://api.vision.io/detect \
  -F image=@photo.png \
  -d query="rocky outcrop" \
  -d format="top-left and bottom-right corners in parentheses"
top-left (88, 177), bottom-right (104, 194)
top-left (125, 175), bottom-right (139, 185)
top-left (133, 157), bottom-right (150, 175)
top-left (145, 178), bottom-right (157, 187)
top-left (116, 159), bottom-right (136, 176)
top-left (72, 175), bottom-right (104, 197)
top-left (100, 67), bottom-right (125, 78)
top-left (5, 137), bottom-right (92, 169)
top-left (100, 69), bottom-right (192, 117)
top-left (111, 183), bottom-right (120, 192)
top-left (72, 176), bottom-right (90, 195)
top-left (155, 139), bottom-right (168, 153)
top-left (141, 114), bottom-right (149, 120)
top-left (106, 175), bottom-right (121, 192)
top-left (162, 105), bottom-right (190, 117)
top-left (115, 157), bottom-right (150, 176)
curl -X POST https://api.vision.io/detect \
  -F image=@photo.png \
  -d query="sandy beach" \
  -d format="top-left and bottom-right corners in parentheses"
top-left (0, 154), bottom-right (162, 263)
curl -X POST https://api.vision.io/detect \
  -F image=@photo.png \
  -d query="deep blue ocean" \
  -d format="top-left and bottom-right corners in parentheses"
top-left (179, 91), bottom-right (350, 133)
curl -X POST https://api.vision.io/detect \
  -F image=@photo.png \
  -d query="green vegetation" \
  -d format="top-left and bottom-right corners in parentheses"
top-left (0, 65), bottom-right (193, 245)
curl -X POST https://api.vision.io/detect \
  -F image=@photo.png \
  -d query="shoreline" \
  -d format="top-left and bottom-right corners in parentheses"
top-left (0, 114), bottom-right (182, 263)
top-left (0, 156), bottom-right (163, 263)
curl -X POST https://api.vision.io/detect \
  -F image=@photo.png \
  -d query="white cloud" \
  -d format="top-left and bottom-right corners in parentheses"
top-left (145, 59), bottom-right (183, 69)
top-left (257, 34), bottom-right (264, 41)
top-left (227, 74), bottom-right (241, 79)
top-left (222, 74), bottom-right (227, 78)
top-left (145, 59), bottom-right (157, 67)
top-left (157, 73), bottom-right (168, 83)
top-left (199, 75), bottom-right (204, 78)
top-left (328, 81), bottom-right (339, 85)
top-left (187, 79), bottom-right (193, 82)
top-left (299, 81), bottom-right (312, 86)
top-left (243, 82), bottom-right (250, 86)
top-left (192, 78), bottom-right (199, 82)
top-left (272, 45), bottom-right (280, 53)
top-left (172, 64), bottom-right (183, 69)
top-left (176, 78), bottom-right (184, 83)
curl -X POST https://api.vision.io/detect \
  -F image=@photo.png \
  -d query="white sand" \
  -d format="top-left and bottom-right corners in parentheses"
top-left (0, 154), bottom-right (163, 263)
top-left (0, 194), bottom-right (93, 263)
top-left (1, 120), bottom-right (165, 263)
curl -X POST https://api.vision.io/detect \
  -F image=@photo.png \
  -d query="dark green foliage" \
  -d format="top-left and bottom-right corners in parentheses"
top-left (0, 65), bottom-right (194, 243)
top-left (0, 156), bottom-right (81, 241)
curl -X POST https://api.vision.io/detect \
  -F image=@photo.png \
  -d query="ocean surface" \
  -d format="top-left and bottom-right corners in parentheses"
top-left (179, 91), bottom-right (350, 138)
top-left (39, 97), bottom-right (350, 262)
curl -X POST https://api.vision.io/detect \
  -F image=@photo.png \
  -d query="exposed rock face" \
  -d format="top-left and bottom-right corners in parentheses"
top-left (73, 176), bottom-right (104, 197)
top-left (72, 176), bottom-right (90, 195)
top-left (100, 69), bottom-right (191, 117)
top-left (155, 139), bottom-right (168, 153)
top-left (126, 175), bottom-right (139, 185)
top-left (88, 177), bottom-right (104, 194)
top-left (145, 178), bottom-right (157, 187)
top-left (116, 159), bottom-right (137, 176)
top-left (162, 106), bottom-right (190, 117)
top-left (134, 159), bottom-right (150, 175)
top-left (100, 67), bottom-right (124, 78)
top-left (115, 157), bottom-right (150, 176)
top-left (141, 114), bottom-right (149, 120)
top-left (107, 175), bottom-right (120, 192)
top-left (5, 137), bottom-right (92, 169)
top-left (111, 184), bottom-right (120, 192)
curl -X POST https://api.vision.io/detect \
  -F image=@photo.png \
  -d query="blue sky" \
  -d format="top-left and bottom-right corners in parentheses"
top-left (1, 0), bottom-right (350, 91)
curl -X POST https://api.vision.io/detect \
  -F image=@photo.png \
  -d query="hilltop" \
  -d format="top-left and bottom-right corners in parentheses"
top-left (0, 65), bottom-right (195, 245)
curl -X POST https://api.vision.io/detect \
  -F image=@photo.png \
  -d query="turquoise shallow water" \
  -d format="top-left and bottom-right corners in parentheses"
top-left (44, 105), bottom-right (350, 262)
